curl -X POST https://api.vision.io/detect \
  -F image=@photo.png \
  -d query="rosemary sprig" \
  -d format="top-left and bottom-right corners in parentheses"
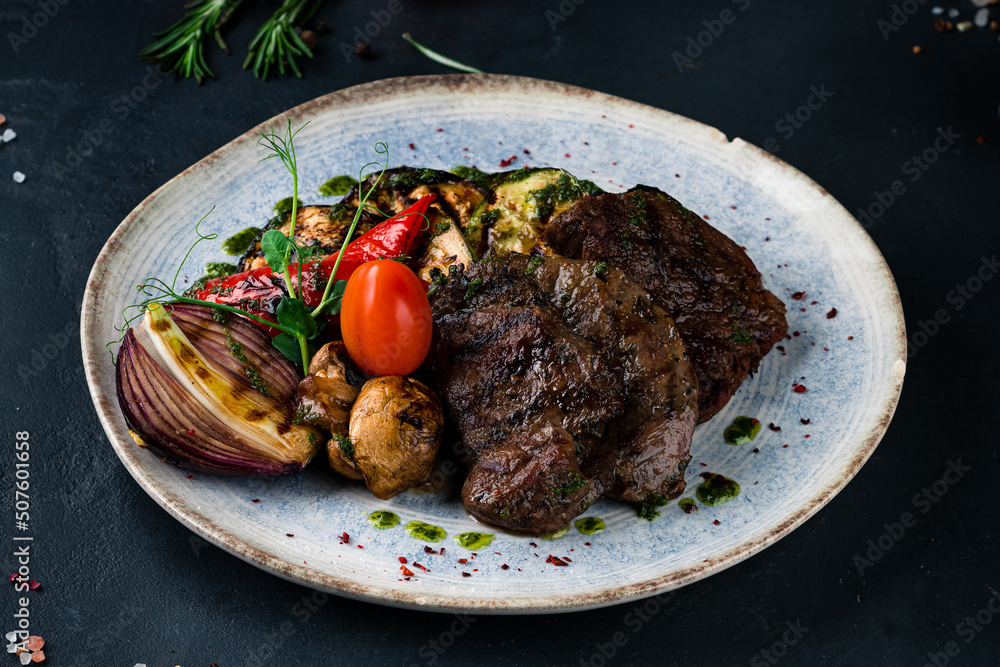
top-left (244, 0), bottom-right (325, 80)
top-left (402, 33), bottom-right (483, 74)
top-left (140, 0), bottom-right (244, 84)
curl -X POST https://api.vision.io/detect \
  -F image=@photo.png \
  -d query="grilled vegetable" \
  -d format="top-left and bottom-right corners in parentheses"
top-left (347, 376), bottom-right (444, 499)
top-left (466, 168), bottom-right (602, 257)
top-left (238, 204), bottom-right (377, 272)
top-left (116, 302), bottom-right (323, 475)
top-left (294, 342), bottom-right (365, 480)
top-left (416, 214), bottom-right (476, 282)
top-left (343, 166), bottom-right (488, 230)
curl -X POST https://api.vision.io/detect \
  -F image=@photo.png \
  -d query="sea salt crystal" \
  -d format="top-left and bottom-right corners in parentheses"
top-left (948, 7), bottom-right (960, 18)
top-left (931, 7), bottom-right (943, 15)
top-left (1, 128), bottom-right (15, 142)
top-left (972, 0), bottom-right (992, 7)
top-left (975, 8), bottom-right (989, 27)
top-left (13, 171), bottom-right (25, 183)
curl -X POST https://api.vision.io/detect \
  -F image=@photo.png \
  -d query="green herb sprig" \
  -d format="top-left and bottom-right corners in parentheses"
top-left (402, 33), bottom-right (483, 73)
top-left (140, 0), bottom-right (244, 84)
top-left (244, 0), bottom-right (324, 80)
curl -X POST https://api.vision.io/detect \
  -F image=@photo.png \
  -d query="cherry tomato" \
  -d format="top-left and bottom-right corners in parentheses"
top-left (340, 260), bottom-right (433, 377)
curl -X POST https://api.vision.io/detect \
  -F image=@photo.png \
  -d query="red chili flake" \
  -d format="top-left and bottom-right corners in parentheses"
top-left (400, 565), bottom-right (414, 576)
top-left (793, 384), bottom-right (807, 393)
top-left (251, 498), bottom-right (260, 503)
top-left (699, 462), bottom-right (707, 467)
top-left (357, 545), bottom-right (364, 549)
top-left (793, 331), bottom-right (801, 337)
top-left (408, 142), bottom-right (415, 150)
top-left (703, 214), bottom-right (710, 220)
top-left (766, 217), bottom-right (771, 220)
top-left (498, 155), bottom-right (517, 167)
top-left (546, 555), bottom-right (569, 566)
top-left (473, 568), bottom-right (478, 572)
top-left (8, 573), bottom-right (19, 583)
top-left (457, 558), bottom-right (468, 564)
top-left (584, 542), bottom-right (591, 546)
top-left (501, 564), bottom-right (510, 570)
top-left (713, 520), bottom-right (720, 525)
top-left (731, 205), bottom-right (737, 209)
top-left (783, 444), bottom-right (789, 448)
top-left (436, 128), bottom-right (443, 132)
top-left (423, 546), bottom-right (438, 554)
top-left (800, 418), bottom-right (811, 425)
top-left (440, 548), bottom-right (446, 555)
top-left (523, 148), bottom-right (531, 154)
top-left (286, 533), bottom-right (294, 537)
top-left (810, 300), bottom-right (818, 305)
top-left (338, 532), bottom-right (350, 544)
top-left (494, 552), bottom-right (502, 555)
top-left (414, 563), bottom-right (428, 572)
top-left (823, 347), bottom-right (829, 351)
top-left (791, 291), bottom-right (806, 300)
top-left (563, 557), bottom-right (572, 562)
top-left (675, 173), bottom-right (680, 178)
top-left (765, 236), bottom-right (770, 241)
top-left (462, 572), bottom-right (471, 577)
top-left (976, 136), bottom-right (988, 145)
top-left (752, 448), bottom-right (760, 453)
top-left (847, 335), bottom-right (854, 341)
top-left (529, 542), bottom-right (538, 548)
top-left (188, 429), bottom-right (195, 434)
top-left (826, 308), bottom-right (838, 319)
top-left (776, 345), bottom-right (786, 356)
top-left (612, 161), bottom-right (618, 165)
top-left (398, 556), bottom-right (407, 564)
top-left (800, 308), bottom-right (806, 313)
top-left (768, 423), bottom-right (781, 432)
top-left (628, 124), bottom-right (634, 128)
top-left (564, 153), bottom-right (571, 158)
top-left (741, 245), bottom-right (748, 250)
top-left (186, 475), bottom-right (194, 480)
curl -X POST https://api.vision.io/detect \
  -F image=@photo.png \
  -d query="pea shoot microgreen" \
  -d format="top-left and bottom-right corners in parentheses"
top-left (113, 124), bottom-right (392, 373)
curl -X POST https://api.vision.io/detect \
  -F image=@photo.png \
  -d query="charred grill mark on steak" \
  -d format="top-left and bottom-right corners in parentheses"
top-left (543, 186), bottom-right (788, 422)
top-left (429, 256), bottom-right (697, 532)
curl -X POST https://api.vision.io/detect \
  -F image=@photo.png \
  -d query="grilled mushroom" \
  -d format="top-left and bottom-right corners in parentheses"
top-left (348, 376), bottom-right (444, 499)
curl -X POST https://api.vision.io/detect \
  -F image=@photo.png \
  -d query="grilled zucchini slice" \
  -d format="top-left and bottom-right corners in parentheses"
top-left (465, 168), bottom-right (602, 257)
top-left (416, 213), bottom-right (476, 283)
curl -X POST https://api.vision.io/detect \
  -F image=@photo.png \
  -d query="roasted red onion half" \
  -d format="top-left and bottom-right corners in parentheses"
top-left (115, 302), bottom-right (323, 476)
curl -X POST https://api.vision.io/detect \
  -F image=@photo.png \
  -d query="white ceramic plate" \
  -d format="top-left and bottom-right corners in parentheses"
top-left (81, 74), bottom-right (906, 614)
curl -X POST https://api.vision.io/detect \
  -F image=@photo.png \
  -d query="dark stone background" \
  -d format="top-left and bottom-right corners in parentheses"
top-left (1, 1), bottom-right (998, 665)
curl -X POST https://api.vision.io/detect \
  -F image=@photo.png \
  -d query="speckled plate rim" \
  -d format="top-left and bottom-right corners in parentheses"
top-left (81, 74), bottom-right (906, 614)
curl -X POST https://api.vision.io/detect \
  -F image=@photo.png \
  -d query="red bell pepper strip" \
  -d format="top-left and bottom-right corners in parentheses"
top-left (193, 193), bottom-right (437, 336)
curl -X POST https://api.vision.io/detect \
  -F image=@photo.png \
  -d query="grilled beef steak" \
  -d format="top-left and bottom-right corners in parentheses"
top-left (429, 256), bottom-right (698, 533)
top-left (543, 187), bottom-right (787, 422)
